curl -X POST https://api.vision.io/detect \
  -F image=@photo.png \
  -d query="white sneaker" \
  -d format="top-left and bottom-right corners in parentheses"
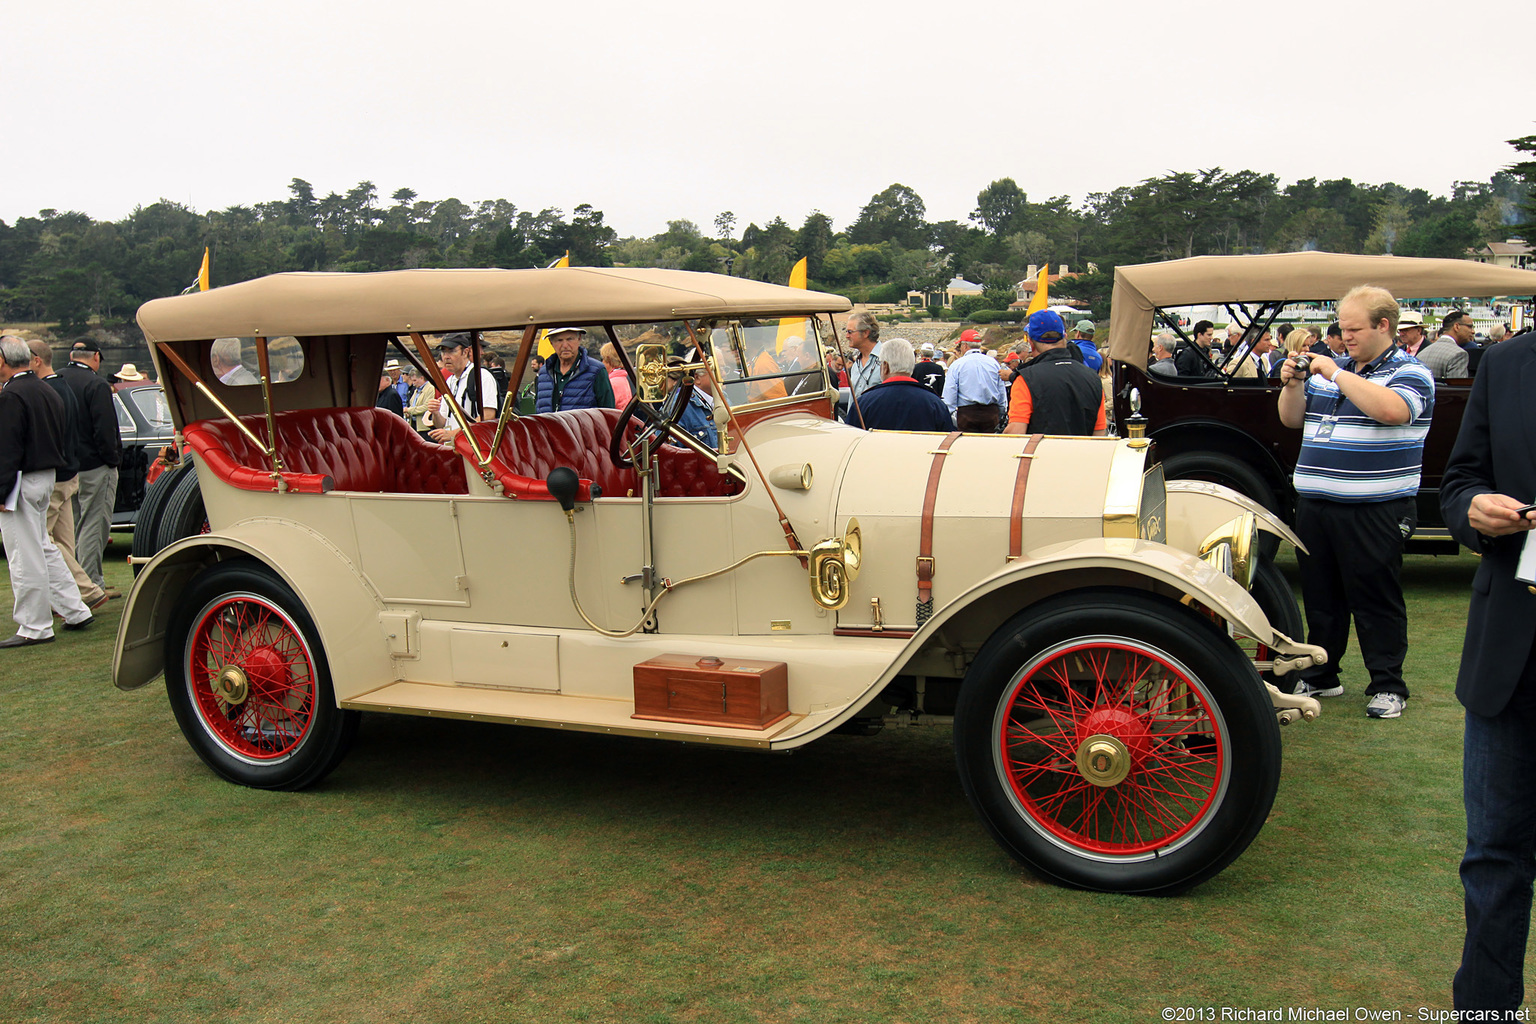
top-left (1365, 693), bottom-right (1406, 719)
top-left (1294, 677), bottom-right (1343, 698)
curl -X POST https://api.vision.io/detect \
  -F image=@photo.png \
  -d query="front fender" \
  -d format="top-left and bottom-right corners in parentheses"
top-left (1164, 479), bottom-right (1307, 554)
top-left (927, 536), bottom-right (1275, 641)
top-left (112, 518), bottom-right (387, 694)
top-left (774, 537), bottom-right (1325, 750)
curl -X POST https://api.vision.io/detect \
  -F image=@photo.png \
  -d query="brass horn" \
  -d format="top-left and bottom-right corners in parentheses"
top-left (1197, 512), bottom-right (1256, 590)
top-left (808, 518), bottom-right (861, 610)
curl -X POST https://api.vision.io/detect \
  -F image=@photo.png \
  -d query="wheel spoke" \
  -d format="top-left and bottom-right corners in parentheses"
top-left (999, 640), bottom-right (1225, 856)
top-left (187, 595), bottom-right (317, 761)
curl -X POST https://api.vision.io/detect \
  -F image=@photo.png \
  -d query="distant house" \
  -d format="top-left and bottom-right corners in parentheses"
top-left (945, 276), bottom-right (983, 306)
top-left (1468, 239), bottom-right (1533, 271)
top-left (906, 276), bottom-right (985, 309)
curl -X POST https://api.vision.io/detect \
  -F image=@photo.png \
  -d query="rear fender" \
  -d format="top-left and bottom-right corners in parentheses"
top-left (113, 520), bottom-right (387, 696)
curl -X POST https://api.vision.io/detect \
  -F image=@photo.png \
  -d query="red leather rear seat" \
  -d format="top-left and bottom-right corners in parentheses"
top-left (462, 408), bottom-right (742, 501)
top-left (184, 407), bottom-right (468, 495)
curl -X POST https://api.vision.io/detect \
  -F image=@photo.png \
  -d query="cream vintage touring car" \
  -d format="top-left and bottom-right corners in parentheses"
top-left (113, 267), bottom-right (1324, 895)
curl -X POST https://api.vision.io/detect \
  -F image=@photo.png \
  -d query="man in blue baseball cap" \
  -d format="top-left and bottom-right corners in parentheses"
top-left (1005, 310), bottom-right (1107, 435)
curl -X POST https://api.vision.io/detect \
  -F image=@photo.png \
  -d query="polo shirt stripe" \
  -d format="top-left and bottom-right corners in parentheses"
top-left (1292, 350), bottom-right (1434, 503)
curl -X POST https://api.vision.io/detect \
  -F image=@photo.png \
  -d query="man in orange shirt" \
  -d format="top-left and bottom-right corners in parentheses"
top-left (1004, 311), bottom-right (1107, 436)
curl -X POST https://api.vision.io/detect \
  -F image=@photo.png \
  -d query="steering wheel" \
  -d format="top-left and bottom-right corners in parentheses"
top-left (609, 376), bottom-right (694, 469)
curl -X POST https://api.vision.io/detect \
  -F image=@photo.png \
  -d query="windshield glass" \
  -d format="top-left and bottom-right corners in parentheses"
top-left (113, 393), bottom-right (134, 435)
top-left (703, 315), bottom-right (831, 408)
top-left (131, 387), bottom-right (173, 430)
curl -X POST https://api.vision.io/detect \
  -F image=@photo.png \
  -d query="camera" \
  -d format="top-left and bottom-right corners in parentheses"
top-left (1292, 354), bottom-right (1312, 377)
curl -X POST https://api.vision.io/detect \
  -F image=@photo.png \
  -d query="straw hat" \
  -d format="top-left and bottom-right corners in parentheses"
top-left (116, 363), bottom-right (148, 381)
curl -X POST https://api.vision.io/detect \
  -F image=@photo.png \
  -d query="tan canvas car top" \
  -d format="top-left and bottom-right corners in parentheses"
top-left (1109, 252), bottom-right (1536, 369)
top-left (137, 267), bottom-right (853, 343)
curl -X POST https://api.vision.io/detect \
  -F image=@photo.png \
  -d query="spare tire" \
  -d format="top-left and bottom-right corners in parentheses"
top-left (156, 465), bottom-right (208, 554)
top-left (131, 458), bottom-right (193, 576)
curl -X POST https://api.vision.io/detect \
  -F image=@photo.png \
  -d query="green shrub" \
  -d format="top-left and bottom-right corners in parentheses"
top-left (951, 294), bottom-right (988, 319)
top-left (968, 309), bottom-right (1015, 324)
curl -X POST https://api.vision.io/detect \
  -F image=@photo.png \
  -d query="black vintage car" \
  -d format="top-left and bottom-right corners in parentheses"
top-left (111, 382), bottom-right (175, 528)
top-left (1107, 252), bottom-right (1536, 554)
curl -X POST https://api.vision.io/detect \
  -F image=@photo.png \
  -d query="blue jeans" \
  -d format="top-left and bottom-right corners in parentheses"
top-left (1455, 672), bottom-right (1536, 1011)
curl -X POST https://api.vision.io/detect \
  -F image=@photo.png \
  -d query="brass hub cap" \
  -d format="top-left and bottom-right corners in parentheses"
top-left (214, 666), bottom-right (250, 705)
top-left (1076, 734), bottom-right (1131, 788)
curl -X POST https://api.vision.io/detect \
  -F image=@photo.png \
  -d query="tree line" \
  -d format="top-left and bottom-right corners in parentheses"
top-left (3, 137), bottom-right (1533, 335)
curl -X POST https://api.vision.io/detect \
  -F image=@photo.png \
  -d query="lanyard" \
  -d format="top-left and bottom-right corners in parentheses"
top-left (1324, 349), bottom-right (1396, 417)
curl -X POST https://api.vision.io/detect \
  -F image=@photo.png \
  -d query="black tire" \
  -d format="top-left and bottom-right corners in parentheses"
top-left (1159, 450), bottom-right (1276, 513)
top-left (155, 465), bottom-right (207, 553)
top-left (1159, 450), bottom-right (1282, 558)
top-left (165, 560), bottom-right (359, 790)
top-left (131, 458), bottom-right (192, 576)
top-left (954, 589), bottom-right (1282, 896)
top-left (1250, 556), bottom-right (1302, 639)
top-left (1243, 555), bottom-right (1305, 689)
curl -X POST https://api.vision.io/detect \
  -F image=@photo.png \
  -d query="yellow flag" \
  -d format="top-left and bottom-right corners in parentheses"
top-left (538, 253), bottom-right (573, 356)
top-left (775, 257), bottom-right (809, 353)
top-left (197, 247), bottom-right (210, 291)
top-left (1025, 263), bottom-right (1049, 315)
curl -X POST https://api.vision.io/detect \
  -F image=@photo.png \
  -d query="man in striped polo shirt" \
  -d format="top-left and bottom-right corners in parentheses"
top-left (1278, 285), bottom-right (1435, 719)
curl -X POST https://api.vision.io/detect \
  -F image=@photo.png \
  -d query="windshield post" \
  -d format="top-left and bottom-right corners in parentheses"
top-left (486, 325), bottom-right (538, 470)
top-left (409, 332), bottom-right (487, 465)
top-left (253, 335), bottom-right (285, 475)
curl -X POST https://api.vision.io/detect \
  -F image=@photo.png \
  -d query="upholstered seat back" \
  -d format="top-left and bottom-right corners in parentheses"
top-left (185, 407), bottom-right (468, 494)
top-left (463, 408), bottom-right (742, 501)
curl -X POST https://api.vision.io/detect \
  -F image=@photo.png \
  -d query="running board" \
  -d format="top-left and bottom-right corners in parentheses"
top-left (341, 681), bottom-right (805, 749)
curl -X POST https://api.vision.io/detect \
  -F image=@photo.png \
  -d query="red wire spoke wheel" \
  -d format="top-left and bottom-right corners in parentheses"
top-left (186, 594), bottom-right (317, 761)
top-left (994, 639), bottom-right (1225, 858)
top-left (955, 590), bottom-right (1280, 896)
top-left (166, 560), bottom-right (359, 790)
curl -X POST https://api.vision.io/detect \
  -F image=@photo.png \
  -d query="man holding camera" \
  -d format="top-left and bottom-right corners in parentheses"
top-left (1277, 285), bottom-right (1435, 718)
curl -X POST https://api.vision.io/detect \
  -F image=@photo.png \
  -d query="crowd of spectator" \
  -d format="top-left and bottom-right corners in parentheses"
top-left (1149, 308), bottom-right (1520, 383)
top-left (1, 335), bottom-right (129, 648)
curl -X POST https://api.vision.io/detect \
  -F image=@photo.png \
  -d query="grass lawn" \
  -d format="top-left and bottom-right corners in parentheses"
top-left (0, 538), bottom-right (1491, 1023)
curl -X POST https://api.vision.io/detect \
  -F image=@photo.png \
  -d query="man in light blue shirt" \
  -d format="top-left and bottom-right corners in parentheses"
top-left (941, 329), bottom-right (1007, 432)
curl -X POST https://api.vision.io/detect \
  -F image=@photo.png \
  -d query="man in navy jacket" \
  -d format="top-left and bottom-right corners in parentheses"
top-left (850, 338), bottom-right (953, 432)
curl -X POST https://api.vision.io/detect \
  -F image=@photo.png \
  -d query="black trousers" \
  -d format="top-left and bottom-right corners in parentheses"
top-left (1293, 495), bottom-right (1412, 698)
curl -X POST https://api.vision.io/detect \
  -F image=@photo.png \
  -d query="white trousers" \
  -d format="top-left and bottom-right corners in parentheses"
top-left (2, 469), bottom-right (90, 639)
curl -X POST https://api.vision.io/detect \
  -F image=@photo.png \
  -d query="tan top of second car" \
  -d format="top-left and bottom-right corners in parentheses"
top-left (137, 267), bottom-right (854, 344)
top-left (1108, 252), bottom-right (1536, 370)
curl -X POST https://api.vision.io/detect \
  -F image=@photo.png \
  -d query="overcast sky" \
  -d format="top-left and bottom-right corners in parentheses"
top-left (5, 0), bottom-right (1533, 240)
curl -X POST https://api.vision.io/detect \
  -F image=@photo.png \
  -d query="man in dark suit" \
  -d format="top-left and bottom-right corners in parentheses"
top-left (1440, 327), bottom-right (1536, 1012)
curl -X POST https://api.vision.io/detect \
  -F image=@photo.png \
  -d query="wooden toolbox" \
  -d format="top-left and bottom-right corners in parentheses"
top-left (632, 654), bottom-right (790, 730)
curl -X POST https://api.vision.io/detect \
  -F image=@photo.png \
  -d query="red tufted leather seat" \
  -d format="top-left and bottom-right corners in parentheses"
top-left (462, 408), bottom-right (742, 501)
top-left (184, 407), bottom-right (468, 495)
